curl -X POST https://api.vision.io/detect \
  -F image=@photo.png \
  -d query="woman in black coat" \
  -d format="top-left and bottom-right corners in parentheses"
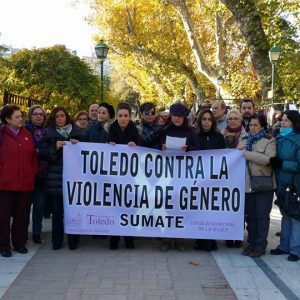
top-left (108, 102), bottom-right (139, 250)
top-left (160, 103), bottom-right (199, 252)
top-left (42, 106), bottom-right (82, 250)
top-left (194, 109), bottom-right (225, 251)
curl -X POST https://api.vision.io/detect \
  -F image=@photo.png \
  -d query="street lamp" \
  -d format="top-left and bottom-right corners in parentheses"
top-left (95, 40), bottom-right (109, 103)
top-left (216, 75), bottom-right (224, 100)
top-left (268, 44), bottom-right (281, 105)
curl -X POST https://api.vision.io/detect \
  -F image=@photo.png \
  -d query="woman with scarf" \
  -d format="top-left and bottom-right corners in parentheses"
top-left (159, 102), bottom-right (199, 252)
top-left (238, 114), bottom-right (276, 257)
top-left (193, 109), bottom-right (225, 252)
top-left (108, 102), bottom-right (139, 250)
top-left (25, 105), bottom-right (47, 244)
top-left (222, 109), bottom-right (247, 248)
top-left (270, 110), bottom-right (300, 261)
top-left (0, 105), bottom-right (37, 257)
top-left (42, 106), bottom-right (82, 250)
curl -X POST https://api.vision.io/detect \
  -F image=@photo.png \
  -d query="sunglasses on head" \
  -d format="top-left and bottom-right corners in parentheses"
top-left (144, 111), bottom-right (155, 116)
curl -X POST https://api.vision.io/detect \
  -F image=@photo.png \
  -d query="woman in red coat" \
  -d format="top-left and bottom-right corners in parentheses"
top-left (0, 105), bottom-right (37, 257)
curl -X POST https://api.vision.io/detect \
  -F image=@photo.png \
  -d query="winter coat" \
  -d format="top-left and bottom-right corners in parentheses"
top-left (85, 122), bottom-right (108, 143)
top-left (0, 126), bottom-right (38, 191)
top-left (25, 122), bottom-right (48, 179)
top-left (161, 121), bottom-right (199, 151)
top-left (222, 127), bottom-right (248, 149)
top-left (109, 120), bottom-right (139, 145)
top-left (274, 133), bottom-right (300, 201)
top-left (42, 125), bottom-right (82, 196)
top-left (137, 120), bottom-right (164, 149)
top-left (197, 131), bottom-right (225, 150)
top-left (239, 135), bottom-right (276, 193)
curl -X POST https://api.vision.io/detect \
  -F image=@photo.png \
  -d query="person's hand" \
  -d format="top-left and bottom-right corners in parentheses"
top-left (162, 144), bottom-right (167, 151)
top-left (128, 141), bottom-right (136, 146)
top-left (237, 145), bottom-right (245, 150)
top-left (269, 156), bottom-right (283, 168)
top-left (109, 142), bottom-right (116, 145)
top-left (180, 145), bottom-right (188, 152)
top-left (56, 141), bottom-right (65, 150)
top-left (70, 139), bottom-right (79, 144)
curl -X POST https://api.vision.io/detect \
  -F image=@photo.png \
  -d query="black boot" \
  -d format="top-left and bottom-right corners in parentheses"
top-left (32, 234), bottom-right (42, 244)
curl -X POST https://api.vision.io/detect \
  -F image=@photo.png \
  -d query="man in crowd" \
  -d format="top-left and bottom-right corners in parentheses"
top-left (240, 99), bottom-right (255, 133)
top-left (212, 100), bottom-right (227, 131)
top-left (88, 103), bottom-right (99, 126)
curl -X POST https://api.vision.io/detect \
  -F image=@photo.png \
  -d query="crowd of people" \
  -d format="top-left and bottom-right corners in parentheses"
top-left (0, 99), bottom-right (299, 261)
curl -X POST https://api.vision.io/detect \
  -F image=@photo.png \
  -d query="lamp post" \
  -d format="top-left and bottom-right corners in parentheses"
top-left (268, 44), bottom-right (281, 105)
top-left (216, 75), bottom-right (224, 100)
top-left (95, 40), bottom-right (109, 103)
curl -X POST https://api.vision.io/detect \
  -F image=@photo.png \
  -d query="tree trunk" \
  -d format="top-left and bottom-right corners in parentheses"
top-left (164, 0), bottom-right (232, 99)
top-left (220, 0), bottom-right (283, 99)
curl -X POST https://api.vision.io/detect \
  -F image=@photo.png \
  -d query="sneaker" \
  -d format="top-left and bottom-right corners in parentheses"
top-left (160, 241), bottom-right (171, 252)
top-left (288, 254), bottom-right (299, 262)
top-left (270, 248), bottom-right (289, 255)
top-left (241, 246), bottom-right (253, 256)
top-left (249, 250), bottom-right (265, 258)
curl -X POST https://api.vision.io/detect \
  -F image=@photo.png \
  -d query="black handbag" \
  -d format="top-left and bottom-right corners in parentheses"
top-left (280, 187), bottom-right (300, 221)
top-left (247, 161), bottom-right (274, 192)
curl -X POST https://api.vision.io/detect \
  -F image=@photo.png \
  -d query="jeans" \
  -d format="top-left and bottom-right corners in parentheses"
top-left (31, 179), bottom-right (46, 235)
top-left (245, 191), bottom-right (274, 251)
top-left (279, 215), bottom-right (300, 256)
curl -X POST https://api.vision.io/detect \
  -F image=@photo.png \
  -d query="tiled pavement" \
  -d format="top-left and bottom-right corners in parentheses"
top-left (1, 205), bottom-right (300, 300)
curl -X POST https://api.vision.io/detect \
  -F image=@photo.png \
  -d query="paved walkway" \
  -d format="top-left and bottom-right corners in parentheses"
top-left (1, 205), bottom-right (300, 300)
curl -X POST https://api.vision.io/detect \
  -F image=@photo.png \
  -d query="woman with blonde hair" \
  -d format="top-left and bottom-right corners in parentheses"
top-left (222, 109), bottom-right (247, 248)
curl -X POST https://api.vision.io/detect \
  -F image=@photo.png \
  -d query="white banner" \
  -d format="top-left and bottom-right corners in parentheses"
top-left (63, 142), bottom-right (245, 240)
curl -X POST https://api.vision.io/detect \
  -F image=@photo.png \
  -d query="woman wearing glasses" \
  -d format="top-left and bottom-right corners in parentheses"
top-left (25, 105), bottom-right (48, 244)
top-left (75, 111), bottom-right (89, 135)
top-left (222, 109), bottom-right (247, 248)
top-left (138, 102), bottom-right (164, 149)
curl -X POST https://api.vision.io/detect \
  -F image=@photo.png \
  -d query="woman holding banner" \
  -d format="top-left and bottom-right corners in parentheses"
top-left (108, 102), bottom-right (139, 250)
top-left (238, 114), bottom-right (276, 258)
top-left (42, 106), bottom-right (82, 251)
top-left (222, 109), bottom-right (247, 248)
top-left (160, 102), bottom-right (198, 252)
top-left (193, 109), bottom-right (225, 251)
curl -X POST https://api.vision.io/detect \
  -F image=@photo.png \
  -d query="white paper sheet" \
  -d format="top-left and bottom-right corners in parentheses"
top-left (166, 136), bottom-right (187, 150)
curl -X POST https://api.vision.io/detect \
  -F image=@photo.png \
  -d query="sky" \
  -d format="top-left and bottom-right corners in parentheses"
top-left (0, 0), bottom-right (98, 57)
